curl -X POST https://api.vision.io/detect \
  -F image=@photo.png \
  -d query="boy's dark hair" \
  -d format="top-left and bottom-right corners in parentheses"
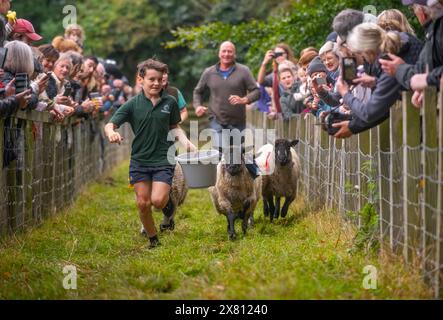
top-left (38, 44), bottom-right (60, 61)
top-left (85, 55), bottom-right (99, 65)
top-left (137, 59), bottom-right (168, 78)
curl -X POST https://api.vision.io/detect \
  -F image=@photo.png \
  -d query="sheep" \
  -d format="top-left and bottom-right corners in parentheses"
top-left (208, 147), bottom-right (262, 240)
top-left (141, 163), bottom-right (188, 234)
top-left (259, 139), bottom-right (301, 222)
top-left (159, 163), bottom-right (188, 231)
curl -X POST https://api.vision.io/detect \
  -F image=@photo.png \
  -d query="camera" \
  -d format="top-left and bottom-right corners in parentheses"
top-left (314, 76), bottom-right (326, 86)
top-left (15, 73), bottom-right (29, 94)
top-left (325, 111), bottom-right (353, 136)
top-left (273, 51), bottom-right (284, 59)
top-left (0, 47), bottom-right (8, 70)
top-left (341, 57), bottom-right (357, 85)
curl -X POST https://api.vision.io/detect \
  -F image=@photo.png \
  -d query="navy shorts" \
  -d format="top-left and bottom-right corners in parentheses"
top-left (129, 162), bottom-right (175, 186)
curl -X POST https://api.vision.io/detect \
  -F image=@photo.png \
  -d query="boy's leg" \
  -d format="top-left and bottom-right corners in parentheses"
top-left (151, 181), bottom-right (172, 211)
top-left (134, 181), bottom-right (157, 238)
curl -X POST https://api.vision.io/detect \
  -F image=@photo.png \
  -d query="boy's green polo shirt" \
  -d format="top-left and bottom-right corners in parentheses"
top-left (110, 90), bottom-right (181, 166)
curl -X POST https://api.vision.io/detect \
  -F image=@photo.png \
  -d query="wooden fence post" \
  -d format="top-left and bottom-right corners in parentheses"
top-left (402, 92), bottom-right (421, 263)
top-left (422, 88), bottom-right (438, 289)
top-left (390, 101), bottom-right (404, 254)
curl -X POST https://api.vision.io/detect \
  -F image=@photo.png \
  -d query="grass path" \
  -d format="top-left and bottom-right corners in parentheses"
top-left (0, 161), bottom-right (432, 299)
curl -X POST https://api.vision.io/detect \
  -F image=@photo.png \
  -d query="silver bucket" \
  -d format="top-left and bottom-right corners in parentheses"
top-left (176, 150), bottom-right (220, 189)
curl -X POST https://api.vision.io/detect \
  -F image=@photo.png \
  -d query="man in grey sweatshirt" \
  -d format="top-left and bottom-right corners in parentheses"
top-left (193, 41), bottom-right (260, 176)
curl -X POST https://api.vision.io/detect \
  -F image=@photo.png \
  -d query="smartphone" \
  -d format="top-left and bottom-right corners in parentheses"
top-left (342, 57), bottom-right (357, 85)
top-left (15, 73), bottom-right (29, 94)
top-left (63, 82), bottom-right (72, 97)
top-left (0, 47), bottom-right (8, 70)
top-left (380, 53), bottom-right (392, 61)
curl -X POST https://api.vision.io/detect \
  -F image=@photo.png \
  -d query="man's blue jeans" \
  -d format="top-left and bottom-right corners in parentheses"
top-left (209, 118), bottom-right (259, 179)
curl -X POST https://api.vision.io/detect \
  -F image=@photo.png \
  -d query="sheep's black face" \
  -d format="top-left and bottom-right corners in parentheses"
top-left (275, 139), bottom-right (299, 166)
top-left (225, 163), bottom-right (243, 176)
top-left (222, 146), bottom-right (244, 176)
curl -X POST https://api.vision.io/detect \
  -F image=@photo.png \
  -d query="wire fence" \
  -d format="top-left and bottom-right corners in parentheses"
top-left (0, 110), bottom-right (133, 239)
top-left (246, 88), bottom-right (443, 298)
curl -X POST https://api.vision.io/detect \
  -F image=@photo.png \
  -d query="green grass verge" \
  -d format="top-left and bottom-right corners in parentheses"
top-left (0, 161), bottom-right (432, 299)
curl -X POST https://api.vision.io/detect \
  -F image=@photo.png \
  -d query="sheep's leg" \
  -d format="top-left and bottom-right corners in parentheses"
top-left (241, 200), bottom-right (251, 235)
top-left (281, 195), bottom-right (295, 218)
top-left (242, 216), bottom-right (249, 235)
top-left (267, 197), bottom-right (275, 222)
top-left (263, 199), bottom-right (270, 217)
top-left (160, 202), bottom-right (176, 232)
top-left (227, 212), bottom-right (237, 240)
top-left (248, 215), bottom-right (255, 228)
top-left (273, 197), bottom-right (281, 219)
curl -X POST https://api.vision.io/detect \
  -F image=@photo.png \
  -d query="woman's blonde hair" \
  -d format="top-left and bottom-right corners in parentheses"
top-left (347, 23), bottom-right (402, 55)
top-left (4, 41), bottom-right (34, 76)
top-left (377, 9), bottom-right (415, 35)
top-left (64, 24), bottom-right (85, 45)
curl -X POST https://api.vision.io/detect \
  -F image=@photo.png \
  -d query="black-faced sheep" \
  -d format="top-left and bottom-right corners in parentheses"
top-left (259, 139), bottom-right (300, 222)
top-left (208, 148), bottom-right (262, 240)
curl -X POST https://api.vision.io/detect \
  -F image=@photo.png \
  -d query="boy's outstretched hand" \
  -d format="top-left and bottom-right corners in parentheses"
top-left (108, 132), bottom-right (123, 144)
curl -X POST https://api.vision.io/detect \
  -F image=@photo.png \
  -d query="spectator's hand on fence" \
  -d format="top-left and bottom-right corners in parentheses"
top-left (410, 73), bottom-right (428, 91)
top-left (332, 120), bottom-right (352, 139)
top-left (50, 109), bottom-right (65, 122)
top-left (15, 89), bottom-right (32, 109)
top-left (352, 74), bottom-right (376, 89)
top-left (5, 78), bottom-right (16, 97)
top-left (81, 99), bottom-right (96, 113)
top-left (229, 95), bottom-right (248, 106)
top-left (412, 90), bottom-right (424, 108)
top-left (195, 106), bottom-right (208, 117)
top-left (379, 53), bottom-right (404, 77)
top-left (62, 106), bottom-right (75, 117)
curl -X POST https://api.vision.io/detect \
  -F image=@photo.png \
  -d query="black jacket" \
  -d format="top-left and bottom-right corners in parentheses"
top-left (396, 15), bottom-right (443, 89)
top-left (0, 96), bottom-right (18, 118)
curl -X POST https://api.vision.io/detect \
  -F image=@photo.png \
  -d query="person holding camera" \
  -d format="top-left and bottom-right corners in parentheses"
top-left (332, 22), bottom-right (423, 138)
top-left (305, 56), bottom-right (332, 118)
top-left (1, 41), bottom-right (40, 110)
top-left (257, 43), bottom-right (297, 117)
top-left (38, 53), bottom-right (76, 119)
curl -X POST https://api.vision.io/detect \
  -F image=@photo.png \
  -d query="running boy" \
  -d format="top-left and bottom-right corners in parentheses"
top-left (105, 59), bottom-right (183, 249)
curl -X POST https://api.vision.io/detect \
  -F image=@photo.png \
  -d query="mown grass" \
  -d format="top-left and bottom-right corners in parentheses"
top-left (0, 160), bottom-right (432, 299)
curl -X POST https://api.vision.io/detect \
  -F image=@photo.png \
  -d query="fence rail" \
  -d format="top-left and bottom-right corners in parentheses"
top-left (0, 110), bottom-right (133, 239)
top-left (246, 89), bottom-right (443, 298)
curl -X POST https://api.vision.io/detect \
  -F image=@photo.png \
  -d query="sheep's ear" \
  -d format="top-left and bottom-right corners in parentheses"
top-left (290, 139), bottom-right (300, 147)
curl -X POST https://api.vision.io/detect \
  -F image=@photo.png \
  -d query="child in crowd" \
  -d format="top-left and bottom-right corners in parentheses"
top-left (279, 68), bottom-right (304, 120)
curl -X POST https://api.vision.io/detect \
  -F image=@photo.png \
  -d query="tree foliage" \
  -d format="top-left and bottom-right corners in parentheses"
top-left (167, 0), bottom-right (421, 75)
top-left (12, 0), bottom-right (421, 98)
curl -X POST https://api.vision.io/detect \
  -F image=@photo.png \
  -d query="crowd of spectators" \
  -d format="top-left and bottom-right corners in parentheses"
top-left (249, 0), bottom-right (443, 139)
top-left (0, 0), bottom-right (138, 127)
